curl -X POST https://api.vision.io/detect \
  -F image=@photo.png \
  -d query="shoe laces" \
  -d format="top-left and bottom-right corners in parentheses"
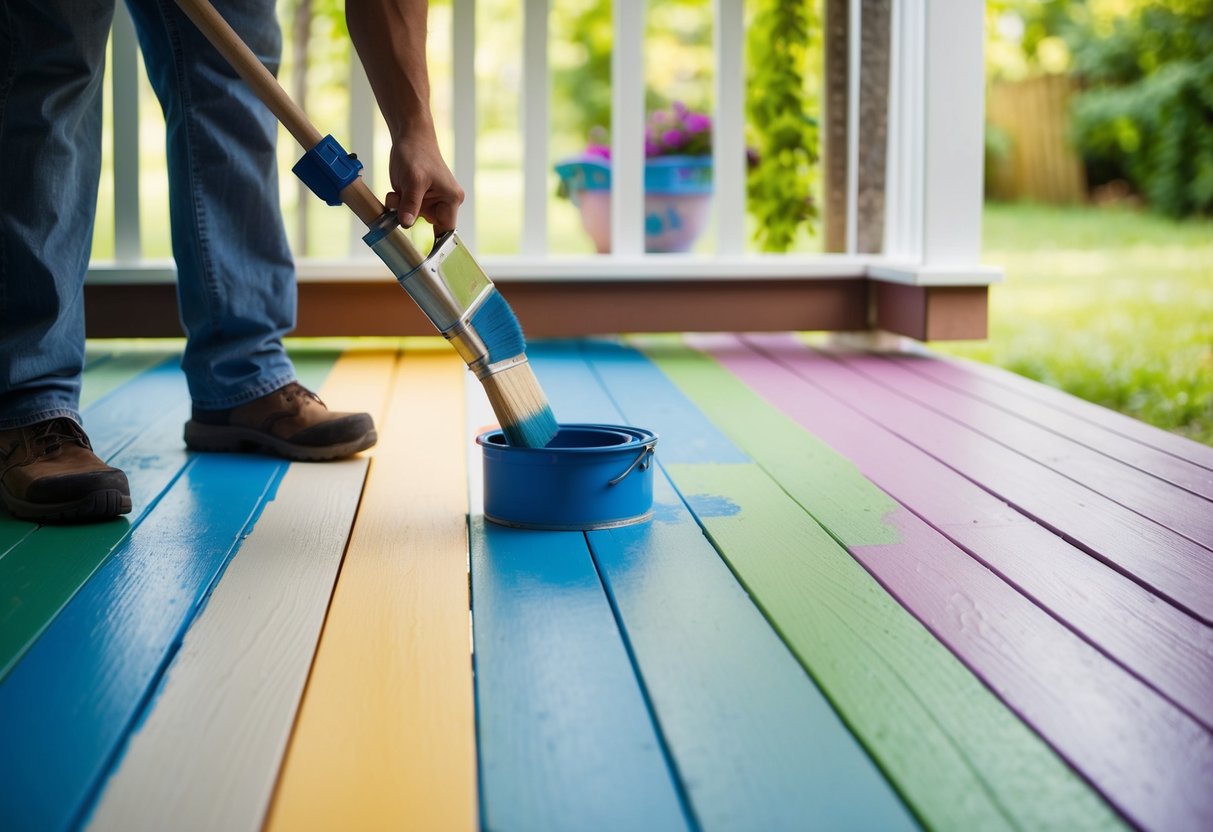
top-left (280, 382), bottom-right (325, 409)
top-left (31, 418), bottom-right (90, 455)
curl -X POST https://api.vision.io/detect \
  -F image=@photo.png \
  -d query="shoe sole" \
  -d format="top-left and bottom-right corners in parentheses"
top-left (183, 422), bottom-right (378, 462)
top-left (0, 485), bottom-right (132, 524)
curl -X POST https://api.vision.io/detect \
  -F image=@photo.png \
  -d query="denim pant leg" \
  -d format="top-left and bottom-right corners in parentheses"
top-left (126, 0), bottom-right (296, 410)
top-left (0, 1), bottom-right (114, 430)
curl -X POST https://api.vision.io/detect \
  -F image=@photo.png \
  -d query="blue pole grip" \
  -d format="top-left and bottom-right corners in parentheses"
top-left (291, 135), bottom-right (364, 206)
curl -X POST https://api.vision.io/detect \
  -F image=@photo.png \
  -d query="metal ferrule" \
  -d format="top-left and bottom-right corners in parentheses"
top-left (470, 354), bottom-right (529, 381)
top-left (363, 214), bottom-right (494, 344)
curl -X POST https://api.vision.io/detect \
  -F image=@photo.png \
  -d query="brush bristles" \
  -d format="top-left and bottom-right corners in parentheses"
top-left (482, 361), bottom-right (559, 448)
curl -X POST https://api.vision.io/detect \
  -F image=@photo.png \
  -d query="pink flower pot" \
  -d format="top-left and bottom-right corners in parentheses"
top-left (572, 191), bottom-right (713, 254)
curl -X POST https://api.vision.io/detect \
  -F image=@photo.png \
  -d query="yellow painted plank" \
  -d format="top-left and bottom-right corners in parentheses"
top-left (266, 348), bottom-right (477, 832)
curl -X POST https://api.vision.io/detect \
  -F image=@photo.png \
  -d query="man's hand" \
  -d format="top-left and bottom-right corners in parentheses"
top-left (384, 125), bottom-right (464, 234)
top-left (347, 0), bottom-right (463, 234)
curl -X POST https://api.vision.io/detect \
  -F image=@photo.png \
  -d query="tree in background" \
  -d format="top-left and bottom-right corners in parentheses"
top-left (988, 0), bottom-right (1213, 218)
top-left (1067, 0), bottom-right (1213, 217)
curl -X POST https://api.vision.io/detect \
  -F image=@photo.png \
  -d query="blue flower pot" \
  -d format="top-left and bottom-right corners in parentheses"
top-left (555, 155), bottom-right (714, 253)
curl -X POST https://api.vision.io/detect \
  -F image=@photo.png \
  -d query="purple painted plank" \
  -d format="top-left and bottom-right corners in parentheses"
top-left (891, 355), bottom-right (1213, 501)
top-left (689, 333), bottom-right (1213, 832)
top-left (837, 352), bottom-right (1213, 552)
top-left (931, 353), bottom-right (1213, 473)
top-left (710, 334), bottom-right (1213, 733)
top-left (739, 335), bottom-right (1213, 626)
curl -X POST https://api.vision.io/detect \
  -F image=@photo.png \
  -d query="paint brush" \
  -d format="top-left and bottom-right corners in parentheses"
top-left (174, 0), bottom-right (558, 447)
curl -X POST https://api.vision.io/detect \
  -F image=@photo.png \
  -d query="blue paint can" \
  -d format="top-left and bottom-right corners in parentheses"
top-left (477, 424), bottom-right (658, 530)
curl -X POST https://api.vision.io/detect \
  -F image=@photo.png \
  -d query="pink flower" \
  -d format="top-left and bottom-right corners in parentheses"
top-left (685, 113), bottom-right (711, 133)
top-left (585, 144), bottom-right (611, 160)
top-left (661, 129), bottom-right (685, 148)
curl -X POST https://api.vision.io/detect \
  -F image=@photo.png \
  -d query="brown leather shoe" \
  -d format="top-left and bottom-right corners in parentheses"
top-left (184, 382), bottom-right (377, 462)
top-left (0, 418), bottom-right (132, 523)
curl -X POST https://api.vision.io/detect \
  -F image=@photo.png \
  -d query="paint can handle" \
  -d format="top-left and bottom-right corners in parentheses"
top-left (608, 442), bottom-right (656, 487)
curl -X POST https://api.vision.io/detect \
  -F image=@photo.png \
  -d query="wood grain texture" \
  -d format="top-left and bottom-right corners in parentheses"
top-left (734, 334), bottom-right (1213, 733)
top-left (527, 343), bottom-right (917, 831)
top-left (465, 367), bottom-right (691, 832)
top-left (266, 347), bottom-right (478, 832)
top-left (888, 353), bottom-right (1213, 501)
top-left (838, 351), bottom-right (1213, 551)
top-left (777, 344), bottom-right (1213, 625)
top-left (84, 351), bottom-right (395, 832)
top-left (928, 351), bottom-right (1213, 473)
top-left (603, 337), bottom-right (1125, 832)
top-left (78, 351), bottom-right (179, 409)
top-left (0, 454), bottom-right (287, 832)
top-left (698, 333), bottom-right (1213, 831)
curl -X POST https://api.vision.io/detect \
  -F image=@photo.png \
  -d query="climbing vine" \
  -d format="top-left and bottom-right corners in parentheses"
top-left (745, 0), bottom-right (820, 251)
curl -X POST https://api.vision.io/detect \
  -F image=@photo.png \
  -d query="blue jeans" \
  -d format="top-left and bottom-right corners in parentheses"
top-left (0, 0), bottom-right (297, 430)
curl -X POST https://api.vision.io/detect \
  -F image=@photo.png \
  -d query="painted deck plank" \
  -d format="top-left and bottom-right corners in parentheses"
top-left (266, 346), bottom-right (478, 832)
top-left (79, 351), bottom-right (179, 409)
top-left (755, 342), bottom-right (1213, 625)
top-left (889, 353), bottom-right (1213, 500)
top-left (0, 362), bottom-right (193, 678)
top-left (0, 453), bottom-right (287, 832)
top-left (0, 351), bottom-right (342, 681)
top-left (591, 338), bottom-right (1125, 832)
top-left (465, 368), bottom-right (691, 832)
top-left (927, 351), bottom-right (1213, 472)
top-left (691, 333), bottom-right (1213, 831)
top-left (836, 351), bottom-right (1213, 550)
top-left (527, 342), bottom-right (917, 831)
top-left (84, 350), bottom-right (395, 832)
top-left (728, 334), bottom-right (1213, 733)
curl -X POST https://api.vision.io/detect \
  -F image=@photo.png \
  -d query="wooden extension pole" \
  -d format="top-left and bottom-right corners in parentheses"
top-left (172, 0), bottom-right (423, 264)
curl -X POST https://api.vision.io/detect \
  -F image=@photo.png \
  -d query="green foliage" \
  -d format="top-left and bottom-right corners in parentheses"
top-left (1067, 0), bottom-right (1213, 216)
top-left (744, 0), bottom-right (819, 252)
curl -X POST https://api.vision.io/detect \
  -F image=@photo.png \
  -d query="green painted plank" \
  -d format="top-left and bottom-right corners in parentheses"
top-left (584, 337), bottom-right (1122, 832)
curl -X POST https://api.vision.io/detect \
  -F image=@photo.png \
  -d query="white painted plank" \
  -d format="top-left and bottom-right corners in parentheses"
top-left (85, 352), bottom-right (395, 832)
top-left (86, 459), bottom-right (368, 832)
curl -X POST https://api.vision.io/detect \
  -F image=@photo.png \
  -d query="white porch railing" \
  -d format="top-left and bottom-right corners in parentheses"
top-left (87, 0), bottom-right (999, 290)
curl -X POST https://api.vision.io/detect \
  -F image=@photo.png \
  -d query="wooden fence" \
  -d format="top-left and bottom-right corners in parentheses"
top-left (986, 74), bottom-right (1087, 204)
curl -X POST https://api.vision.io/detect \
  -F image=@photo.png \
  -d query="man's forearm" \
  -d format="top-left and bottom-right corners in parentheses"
top-left (346, 0), bottom-right (434, 141)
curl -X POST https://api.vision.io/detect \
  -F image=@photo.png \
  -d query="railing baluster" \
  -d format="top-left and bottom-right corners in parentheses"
top-left (112, 3), bottom-right (141, 263)
top-left (453, 0), bottom-right (478, 248)
top-left (611, 0), bottom-right (645, 256)
top-left (845, 0), bottom-right (861, 255)
top-left (713, 0), bottom-right (745, 255)
top-left (349, 52), bottom-right (376, 255)
top-left (521, 0), bottom-right (549, 255)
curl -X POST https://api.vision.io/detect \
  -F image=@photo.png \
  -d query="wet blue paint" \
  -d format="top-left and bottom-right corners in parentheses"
top-left (681, 494), bottom-right (741, 518)
top-left (0, 454), bottom-right (286, 832)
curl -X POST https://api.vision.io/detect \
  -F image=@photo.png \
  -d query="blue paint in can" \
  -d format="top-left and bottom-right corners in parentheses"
top-left (477, 423), bottom-right (658, 530)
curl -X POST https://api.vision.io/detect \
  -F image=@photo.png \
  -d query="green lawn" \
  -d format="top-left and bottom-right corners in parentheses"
top-left (935, 202), bottom-right (1213, 446)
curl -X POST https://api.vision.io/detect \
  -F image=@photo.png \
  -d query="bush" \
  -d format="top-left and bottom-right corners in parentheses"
top-left (1068, 0), bottom-right (1213, 217)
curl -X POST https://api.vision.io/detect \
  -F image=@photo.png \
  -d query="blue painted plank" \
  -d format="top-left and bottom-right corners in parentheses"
top-left (0, 453), bottom-right (286, 832)
top-left (525, 341), bottom-right (917, 831)
top-left (470, 520), bottom-right (691, 832)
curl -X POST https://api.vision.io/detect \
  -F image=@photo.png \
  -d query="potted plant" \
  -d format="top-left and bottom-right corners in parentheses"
top-left (555, 103), bottom-right (714, 253)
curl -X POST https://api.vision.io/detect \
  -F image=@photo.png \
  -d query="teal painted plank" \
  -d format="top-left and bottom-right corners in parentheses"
top-left (525, 342), bottom-right (917, 831)
top-left (0, 453), bottom-right (287, 832)
top-left (586, 338), bottom-right (1124, 832)
top-left (466, 373), bottom-right (690, 832)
